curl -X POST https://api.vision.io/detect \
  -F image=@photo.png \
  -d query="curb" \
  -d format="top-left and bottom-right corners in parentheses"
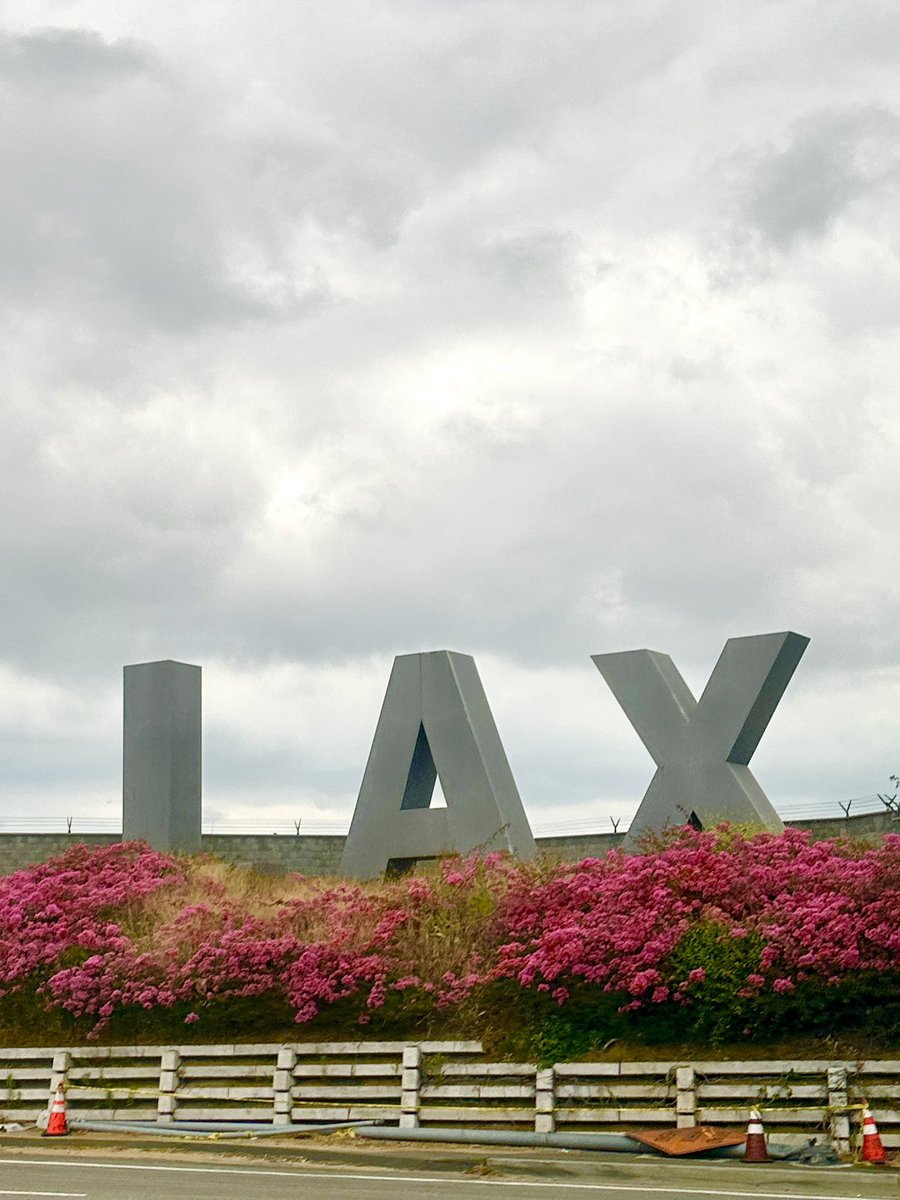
top-left (0, 1129), bottom-right (607, 1177)
top-left (2, 1129), bottom-right (882, 1180)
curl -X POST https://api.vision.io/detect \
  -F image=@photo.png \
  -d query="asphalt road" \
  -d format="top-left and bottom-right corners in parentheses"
top-left (1, 1154), bottom-right (899, 1200)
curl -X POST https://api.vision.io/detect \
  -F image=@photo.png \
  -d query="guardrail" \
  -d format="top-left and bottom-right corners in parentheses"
top-left (1, 1042), bottom-right (897, 1152)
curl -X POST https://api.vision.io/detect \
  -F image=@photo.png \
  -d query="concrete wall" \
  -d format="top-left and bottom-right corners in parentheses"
top-left (790, 809), bottom-right (894, 839)
top-left (535, 831), bottom-right (626, 858)
top-left (0, 808), bottom-right (894, 877)
top-left (0, 834), bottom-right (122, 877)
top-left (201, 834), bottom-right (346, 875)
top-left (0, 833), bottom-right (345, 877)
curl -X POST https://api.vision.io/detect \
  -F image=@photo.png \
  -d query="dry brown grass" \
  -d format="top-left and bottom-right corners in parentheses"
top-left (118, 854), bottom-right (394, 947)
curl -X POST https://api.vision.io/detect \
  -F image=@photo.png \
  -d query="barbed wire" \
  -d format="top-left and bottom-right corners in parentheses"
top-left (0, 792), bottom-right (895, 838)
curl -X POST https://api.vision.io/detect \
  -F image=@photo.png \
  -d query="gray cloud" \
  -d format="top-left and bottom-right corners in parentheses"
top-left (739, 106), bottom-right (900, 248)
top-left (0, 26), bottom-right (151, 89)
top-left (0, 2), bottom-right (899, 829)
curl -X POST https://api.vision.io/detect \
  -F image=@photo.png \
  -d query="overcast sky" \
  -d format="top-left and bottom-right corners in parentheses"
top-left (2, 1), bottom-right (899, 836)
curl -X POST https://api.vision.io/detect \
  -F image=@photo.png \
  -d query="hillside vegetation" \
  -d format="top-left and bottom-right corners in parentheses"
top-left (1, 828), bottom-right (899, 1060)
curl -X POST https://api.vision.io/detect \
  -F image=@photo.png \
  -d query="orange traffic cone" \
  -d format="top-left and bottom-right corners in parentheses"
top-left (43, 1083), bottom-right (68, 1137)
top-left (860, 1102), bottom-right (886, 1164)
top-left (743, 1108), bottom-right (770, 1163)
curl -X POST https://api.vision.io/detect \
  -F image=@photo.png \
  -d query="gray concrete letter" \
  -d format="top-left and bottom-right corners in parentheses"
top-left (123, 659), bottom-right (202, 854)
top-left (340, 650), bottom-right (536, 878)
top-left (592, 631), bottom-right (809, 849)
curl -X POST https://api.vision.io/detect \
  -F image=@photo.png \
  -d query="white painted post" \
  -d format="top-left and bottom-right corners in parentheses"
top-left (827, 1066), bottom-right (850, 1155)
top-left (675, 1065), bottom-right (697, 1128)
top-left (157, 1049), bottom-right (180, 1124)
top-left (273, 1046), bottom-right (297, 1126)
top-left (49, 1050), bottom-right (70, 1096)
top-left (535, 1067), bottom-right (556, 1133)
top-left (40, 1051), bottom-right (70, 1129)
top-left (399, 1044), bottom-right (421, 1130)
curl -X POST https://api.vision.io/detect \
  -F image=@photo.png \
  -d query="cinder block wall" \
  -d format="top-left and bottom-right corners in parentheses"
top-left (0, 834), bottom-right (122, 876)
top-left (0, 833), bottom-right (346, 877)
top-left (0, 809), bottom-right (893, 876)
top-left (200, 834), bottom-right (346, 875)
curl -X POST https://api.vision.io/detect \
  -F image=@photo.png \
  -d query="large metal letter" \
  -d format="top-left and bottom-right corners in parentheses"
top-left (340, 650), bottom-right (536, 878)
top-left (592, 632), bottom-right (809, 849)
top-left (123, 659), bottom-right (202, 854)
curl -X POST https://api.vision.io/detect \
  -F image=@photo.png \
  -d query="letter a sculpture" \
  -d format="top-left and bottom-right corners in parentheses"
top-left (340, 650), bottom-right (536, 878)
top-left (592, 631), bottom-right (809, 849)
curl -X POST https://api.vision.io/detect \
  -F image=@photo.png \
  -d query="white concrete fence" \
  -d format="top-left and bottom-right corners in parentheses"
top-left (1, 1041), bottom-right (898, 1152)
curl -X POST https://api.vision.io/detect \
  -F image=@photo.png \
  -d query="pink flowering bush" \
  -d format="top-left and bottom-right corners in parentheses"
top-left (0, 842), bottom-right (183, 992)
top-left (2, 829), bottom-right (900, 1049)
top-left (491, 826), bottom-right (900, 1044)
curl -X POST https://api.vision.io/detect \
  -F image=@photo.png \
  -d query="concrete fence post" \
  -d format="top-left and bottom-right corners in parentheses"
top-left (157, 1049), bottom-right (180, 1124)
top-left (273, 1047), bottom-right (297, 1126)
top-left (675, 1065), bottom-right (697, 1128)
top-left (399, 1044), bottom-right (421, 1129)
top-left (40, 1050), bottom-right (71, 1129)
top-left (49, 1050), bottom-right (71, 1095)
top-left (535, 1067), bottom-right (556, 1133)
top-left (827, 1065), bottom-right (851, 1155)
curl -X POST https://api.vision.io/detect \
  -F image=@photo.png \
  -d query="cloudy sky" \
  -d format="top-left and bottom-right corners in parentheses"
top-left (2, 0), bottom-right (899, 836)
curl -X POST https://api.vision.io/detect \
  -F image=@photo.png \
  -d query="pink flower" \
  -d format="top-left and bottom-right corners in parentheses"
top-left (2, 829), bottom-right (899, 1038)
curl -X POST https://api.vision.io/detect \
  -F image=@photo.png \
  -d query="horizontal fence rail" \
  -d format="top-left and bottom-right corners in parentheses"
top-left (1, 1042), bottom-right (898, 1151)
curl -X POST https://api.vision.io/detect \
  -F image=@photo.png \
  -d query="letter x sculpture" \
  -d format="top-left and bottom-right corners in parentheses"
top-left (592, 631), bottom-right (809, 849)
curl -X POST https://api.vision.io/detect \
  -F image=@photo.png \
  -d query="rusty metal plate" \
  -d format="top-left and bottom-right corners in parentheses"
top-left (629, 1126), bottom-right (746, 1155)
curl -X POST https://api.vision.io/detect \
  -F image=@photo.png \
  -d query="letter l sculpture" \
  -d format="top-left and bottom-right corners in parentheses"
top-left (592, 631), bottom-right (809, 849)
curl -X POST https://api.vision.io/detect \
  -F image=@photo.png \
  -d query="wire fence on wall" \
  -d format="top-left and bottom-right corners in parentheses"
top-left (0, 791), bottom-right (895, 838)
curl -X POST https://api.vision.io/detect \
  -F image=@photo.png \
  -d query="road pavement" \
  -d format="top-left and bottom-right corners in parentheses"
top-left (1, 1152), bottom-right (899, 1200)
